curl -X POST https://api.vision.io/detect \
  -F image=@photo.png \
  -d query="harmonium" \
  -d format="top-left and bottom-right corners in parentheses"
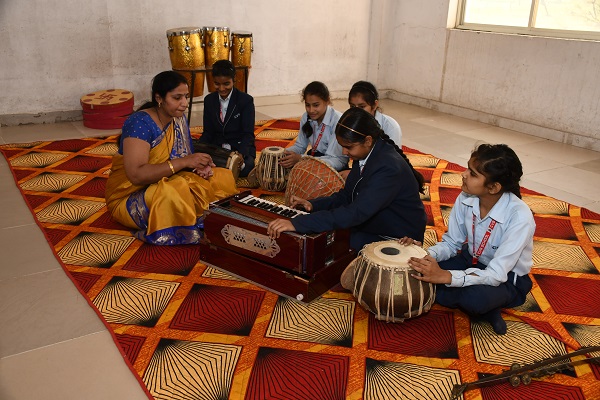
top-left (199, 190), bottom-right (356, 302)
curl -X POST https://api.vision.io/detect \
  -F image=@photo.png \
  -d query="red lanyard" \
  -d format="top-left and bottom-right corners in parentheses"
top-left (472, 213), bottom-right (496, 265)
top-left (310, 123), bottom-right (326, 156)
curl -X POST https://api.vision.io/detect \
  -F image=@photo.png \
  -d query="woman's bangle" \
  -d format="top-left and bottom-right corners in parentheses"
top-left (167, 160), bottom-right (175, 175)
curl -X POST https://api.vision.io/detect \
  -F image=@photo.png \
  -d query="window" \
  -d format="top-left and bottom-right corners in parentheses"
top-left (457, 0), bottom-right (600, 40)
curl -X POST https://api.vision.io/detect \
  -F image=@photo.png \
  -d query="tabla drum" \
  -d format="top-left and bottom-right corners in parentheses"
top-left (192, 141), bottom-right (244, 181)
top-left (203, 26), bottom-right (230, 92)
top-left (230, 31), bottom-right (253, 92)
top-left (166, 27), bottom-right (205, 98)
top-left (284, 156), bottom-right (344, 206)
top-left (255, 146), bottom-right (289, 191)
top-left (350, 241), bottom-right (435, 322)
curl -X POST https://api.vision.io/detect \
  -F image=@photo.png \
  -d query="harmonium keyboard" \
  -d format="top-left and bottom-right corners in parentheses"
top-left (199, 190), bottom-right (356, 302)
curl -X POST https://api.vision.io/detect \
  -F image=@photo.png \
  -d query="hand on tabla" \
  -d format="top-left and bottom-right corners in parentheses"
top-left (398, 236), bottom-right (422, 247)
top-left (408, 255), bottom-right (452, 284)
top-left (267, 218), bottom-right (296, 239)
top-left (279, 151), bottom-right (300, 169)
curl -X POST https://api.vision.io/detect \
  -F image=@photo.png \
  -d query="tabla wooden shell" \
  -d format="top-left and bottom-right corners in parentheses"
top-left (351, 241), bottom-right (435, 322)
top-left (284, 156), bottom-right (344, 206)
top-left (256, 146), bottom-right (289, 191)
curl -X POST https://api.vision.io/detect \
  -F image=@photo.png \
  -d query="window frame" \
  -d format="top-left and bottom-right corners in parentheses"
top-left (456, 0), bottom-right (600, 41)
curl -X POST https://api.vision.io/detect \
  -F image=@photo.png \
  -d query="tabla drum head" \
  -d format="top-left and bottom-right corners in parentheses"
top-left (262, 146), bottom-right (285, 155)
top-left (362, 241), bottom-right (427, 269)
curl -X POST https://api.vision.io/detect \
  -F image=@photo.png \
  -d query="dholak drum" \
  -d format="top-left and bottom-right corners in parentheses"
top-left (284, 156), bottom-right (344, 206)
top-left (166, 27), bottom-right (205, 98)
top-left (203, 26), bottom-right (230, 92)
top-left (255, 146), bottom-right (289, 191)
top-left (349, 241), bottom-right (435, 322)
top-left (230, 31), bottom-right (253, 92)
top-left (192, 141), bottom-right (244, 181)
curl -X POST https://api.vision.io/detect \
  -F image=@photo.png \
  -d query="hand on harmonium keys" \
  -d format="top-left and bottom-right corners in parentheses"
top-left (289, 195), bottom-right (312, 212)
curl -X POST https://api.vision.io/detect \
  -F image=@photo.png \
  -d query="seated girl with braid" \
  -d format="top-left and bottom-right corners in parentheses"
top-left (267, 107), bottom-right (427, 252)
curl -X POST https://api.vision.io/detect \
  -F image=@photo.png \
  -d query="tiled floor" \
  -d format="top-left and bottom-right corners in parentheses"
top-left (0, 99), bottom-right (598, 399)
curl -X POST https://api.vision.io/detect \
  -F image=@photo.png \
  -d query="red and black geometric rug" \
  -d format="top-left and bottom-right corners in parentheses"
top-left (1, 119), bottom-right (599, 399)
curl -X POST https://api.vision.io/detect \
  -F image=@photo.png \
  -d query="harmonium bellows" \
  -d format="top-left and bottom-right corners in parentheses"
top-left (199, 190), bottom-right (355, 302)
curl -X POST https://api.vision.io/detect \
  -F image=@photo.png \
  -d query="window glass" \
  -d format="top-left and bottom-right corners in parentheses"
top-left (464, 0), bottom-right (530, 27)
top-left (535, 0), bottom-right (600, 32)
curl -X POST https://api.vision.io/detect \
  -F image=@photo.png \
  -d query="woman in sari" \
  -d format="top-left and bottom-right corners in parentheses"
top-left (105, 71), bottom-right (238, 245)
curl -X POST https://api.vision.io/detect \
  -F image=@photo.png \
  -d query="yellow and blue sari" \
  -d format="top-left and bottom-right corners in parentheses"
top-left (105, 112), bottom-right (237, 245)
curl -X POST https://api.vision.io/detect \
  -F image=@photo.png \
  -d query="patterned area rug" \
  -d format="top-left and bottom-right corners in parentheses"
top-left (1, 119), bottom-right (599, 400)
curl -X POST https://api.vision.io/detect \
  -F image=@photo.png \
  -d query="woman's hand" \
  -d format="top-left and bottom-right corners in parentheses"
top-left (408, 255), bottom-right (452, 284)
top-left (398, 236), bottom-right (422, 247)
top-left (194, 164), bottom-right (214, 179)
top-left (267, 218), bottom-right (296, 239)
top-left (186, 153), bottom-right (215, 170)
top-left (289, 196), bottom-right (312, 212)
top-left (279, 151), bottom-right (301, 169)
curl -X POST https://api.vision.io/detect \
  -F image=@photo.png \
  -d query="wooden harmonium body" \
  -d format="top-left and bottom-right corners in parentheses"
top-left (200, 191), bottom-right (355, 302)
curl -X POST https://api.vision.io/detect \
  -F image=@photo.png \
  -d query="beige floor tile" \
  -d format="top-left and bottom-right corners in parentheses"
top-left (520, 177), bottom-right (600, 212)
top-left (518, 154), bottom-right (567, 175)
top-left (410, 114), bottom-right (491, 133)
top-left (378, 100), bottom-right (441, 122)
top-left (71, 121), bottom-right (121, 138)
top-left (454, 126), bottom-right (546, 148)
top-left (0, 122), bottom-right (85, 144)
top-left (0, 331), bottom-right (148, 400)
top-left (255, 103), bottom-right (305, 119)
top-left (0, 225), bottom-right (59, 281)
top-left (0, 269), bottom-right (106, 357)
top-left (572, 158), bottom-right (600, 174)
top-left (512, 139), bottom-right (600, 166)
top-left (525, 166), bottom-right (600, 199)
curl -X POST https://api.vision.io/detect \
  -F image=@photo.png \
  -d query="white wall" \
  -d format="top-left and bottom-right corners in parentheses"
top-left (0, 0), bottom-right (371, 116)
top-left (379, 0), bottom-right (600, 151)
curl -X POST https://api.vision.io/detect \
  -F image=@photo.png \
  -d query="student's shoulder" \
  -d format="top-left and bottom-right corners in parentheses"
top-left (234, 88), bottom-right (254, 103)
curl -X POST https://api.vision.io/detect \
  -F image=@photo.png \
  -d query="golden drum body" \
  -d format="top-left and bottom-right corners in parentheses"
top-left (166, 27), bottom-right (205, 97)
top-left (231, 31), bottom-right (253, 92)
top-left (352, 241), bottom-right (436, 322)
top-left (203, 26), bottom-right (230, 92)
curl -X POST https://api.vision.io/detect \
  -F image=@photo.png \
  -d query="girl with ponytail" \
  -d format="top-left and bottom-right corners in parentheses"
top-left (268, 107), bottom-right (427, 252)
top-left (401, 143), bottom-right (535, 335)
top-left (280, 81), bottom-right (348, 171)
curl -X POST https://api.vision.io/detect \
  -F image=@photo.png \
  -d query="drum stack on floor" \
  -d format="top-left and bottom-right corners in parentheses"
top-left (80, 89), bottom-right (134, 129)
top-left (166, 26), bottom-right (253, 94)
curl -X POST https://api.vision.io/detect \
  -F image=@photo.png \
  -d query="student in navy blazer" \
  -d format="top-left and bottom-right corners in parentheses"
top-left (199, 60), bottom-right (256, 177)
top-left (267, 107), bottom-right (427, 252)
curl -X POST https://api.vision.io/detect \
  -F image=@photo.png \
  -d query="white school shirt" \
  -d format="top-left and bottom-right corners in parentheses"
top-left (374, 110), bottom-right (402, 148)
top-left (426, 191), bottom-right (536, 287)
top-left (286, 106), bottom-right (348, 171)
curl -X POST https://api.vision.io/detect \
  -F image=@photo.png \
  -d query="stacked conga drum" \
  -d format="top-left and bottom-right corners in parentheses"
top-left (80, 89), bottom-right (134, 129)
top-left (165, 26), bottom-right (253, 94)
